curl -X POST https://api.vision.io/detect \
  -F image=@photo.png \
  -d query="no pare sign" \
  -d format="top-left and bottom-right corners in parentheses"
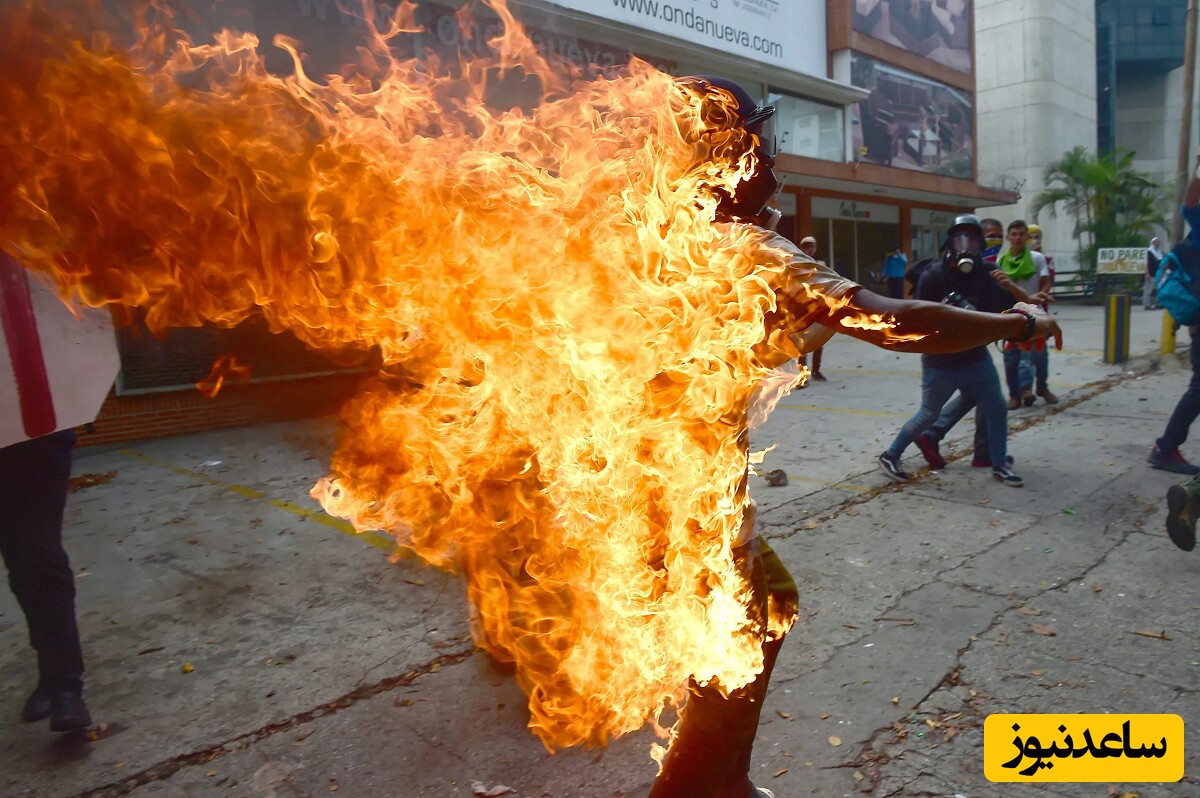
top-left (0, 252), bottom-right (119, 448)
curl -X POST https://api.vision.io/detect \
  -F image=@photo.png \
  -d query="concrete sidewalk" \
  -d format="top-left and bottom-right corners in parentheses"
top-left (2, 302), bottom-right (1199, 798)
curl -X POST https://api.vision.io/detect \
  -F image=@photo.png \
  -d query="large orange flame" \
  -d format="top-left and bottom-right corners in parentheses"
top-left (0, 0), bottom-right (895, 750)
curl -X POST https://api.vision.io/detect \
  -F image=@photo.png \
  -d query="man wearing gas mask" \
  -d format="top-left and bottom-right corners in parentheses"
top-left (878, 214), bottom-right (1034, 488)
top-left (649, 80), bottom-right (1060, 798)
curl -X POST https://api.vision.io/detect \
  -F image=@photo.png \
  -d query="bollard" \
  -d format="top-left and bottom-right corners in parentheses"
top-left (1104, 293), bottom-right (1131, 363)
top-left (1162, 307), bottom-right (1177, 355)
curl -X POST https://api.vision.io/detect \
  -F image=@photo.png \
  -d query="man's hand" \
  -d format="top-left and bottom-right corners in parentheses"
top-left (990, 270), bottom-right (1014, 291)
top-left (1013, 301), bottom-right (1063, 350)
top-left (1028, 291), bottom-right (1055, 305)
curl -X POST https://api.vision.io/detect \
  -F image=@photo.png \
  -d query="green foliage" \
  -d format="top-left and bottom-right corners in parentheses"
top-left (1029, 147), bottom-right (1167, 279)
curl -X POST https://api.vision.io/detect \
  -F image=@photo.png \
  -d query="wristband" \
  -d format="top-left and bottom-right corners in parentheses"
top-left (1004, 307), bottom-right (1036, 342)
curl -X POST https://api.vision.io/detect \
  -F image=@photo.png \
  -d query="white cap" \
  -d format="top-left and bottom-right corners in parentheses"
top-left (799, 236), bottom-right (817, 246)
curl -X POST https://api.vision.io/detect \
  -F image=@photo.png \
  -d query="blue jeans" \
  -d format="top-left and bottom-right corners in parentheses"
top-left (927, 391), bottom-right (988, 459)
top-left (1157, 326), bottom-right (1200, 454)
top-left (887, 357), bottom-right (1008, 466)
top-left (1004, 346), bottom-right (1048, 397)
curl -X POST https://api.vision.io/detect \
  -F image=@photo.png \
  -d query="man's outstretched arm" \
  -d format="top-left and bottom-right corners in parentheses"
top-left (823, 288), bottom-right (1061, 355)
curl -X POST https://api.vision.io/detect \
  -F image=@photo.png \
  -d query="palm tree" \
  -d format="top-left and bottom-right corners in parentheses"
top-left (1030, 147), bottom-right (1166, 282)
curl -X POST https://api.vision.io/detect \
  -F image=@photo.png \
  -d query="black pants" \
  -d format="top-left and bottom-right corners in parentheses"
top-left (887, 276), bottom-right (906, 299)
top-left (0, 430), bottom-right (84, 693)
top-left (1158, 326), bottom-right (1200, 455)
top-left (649, 540), bottom-right (799, 798)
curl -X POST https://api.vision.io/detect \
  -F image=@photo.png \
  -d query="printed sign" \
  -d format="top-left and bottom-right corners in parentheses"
top-left (544, 0), bottom-right (826, 78)
top-left (984, 714), bottom-right (1183, 782)
top-left (811, 197), bottom-right (900, 223)
top-left (0, 254), bottom-right (119, 447)
top-left (1096, 247), bottom-right (1149, 275)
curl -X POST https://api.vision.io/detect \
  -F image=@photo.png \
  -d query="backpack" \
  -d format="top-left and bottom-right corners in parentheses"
top-left (905, 257), bottom-right (937, 288)
top-left (1156, 238), bottom-right (1200, 326)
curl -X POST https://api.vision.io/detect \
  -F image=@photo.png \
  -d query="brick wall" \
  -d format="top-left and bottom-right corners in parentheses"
top-left (78, 373), bottom-right (366, 447)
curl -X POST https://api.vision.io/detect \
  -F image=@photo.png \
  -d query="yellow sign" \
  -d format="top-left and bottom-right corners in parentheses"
top-left (984, 714), bottom-right (1183, 782)
top-left (1096, 247), bottom-right (1149, 274)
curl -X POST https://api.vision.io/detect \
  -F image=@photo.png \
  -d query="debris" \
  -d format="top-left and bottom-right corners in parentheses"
top-left (852, 771), bottom-right (865, 782)
top-left (776, 710), bottom-right (791, 719)
top-left (1094, 583), bottom-right (1102, 592)
top-left (1062, 508), bottom-right (1076, 515)
top-left (1029, 624), bottom-right (1057, 637)
top-left (774, 768), bottom-right (788, 778)
top-left (818, 713), bottom-right (831, 719)
top-left (1131, 629), bottom-right (1172, 641)
top-left (1030, 670), bottom-right (1045, 676)
top-left (763, 469), bottom-right (788, 487)
top-left (1016, 606), bottom-right (1042, 616)
top-left (68, 471), bottom-right (117, 492)
top-left (181, 662), bottom-right (195, 674)
top-left (891, 696), bottom-right (899, 705)
top-left (471, 782), bottom-right (515, 797)
top-left (874, 616), bottom-right (915, 625)
top-left (828, 735), bottom-right (842, 747)
top-left (198, 460), bottom-right (223, 468)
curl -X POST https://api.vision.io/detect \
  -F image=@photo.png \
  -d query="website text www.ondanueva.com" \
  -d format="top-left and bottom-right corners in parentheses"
top-left (610, 0), bottom-right (785, 59)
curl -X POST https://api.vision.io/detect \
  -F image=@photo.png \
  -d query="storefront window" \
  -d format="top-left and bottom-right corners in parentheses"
top-left (768, 91), bottom-right (845, 162)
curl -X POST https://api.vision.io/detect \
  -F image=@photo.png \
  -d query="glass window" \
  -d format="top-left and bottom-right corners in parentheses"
top-left (767, 90), bottom-right (845, 162)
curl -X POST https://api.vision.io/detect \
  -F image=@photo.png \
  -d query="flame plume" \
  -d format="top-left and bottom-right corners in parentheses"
top-left (0, 0), bottom-right (859, 749)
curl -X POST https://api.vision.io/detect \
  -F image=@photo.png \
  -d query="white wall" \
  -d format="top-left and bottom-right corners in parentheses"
top-left (1118, 58), bottom-right (1200, 239)
top-left (974, 0), bottom-right (1098, 272)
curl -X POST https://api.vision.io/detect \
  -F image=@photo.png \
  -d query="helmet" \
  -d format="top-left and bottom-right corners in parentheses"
top-left (679, 76), bottom-right (780, 222)
top-left (680, 75), bottom-right (777, 156)
top-left (944, 214), bottom-right (984, 274)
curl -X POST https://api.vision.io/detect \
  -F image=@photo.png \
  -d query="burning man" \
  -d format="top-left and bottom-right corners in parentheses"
top-left (649, 77), bottom-right (1062, 798)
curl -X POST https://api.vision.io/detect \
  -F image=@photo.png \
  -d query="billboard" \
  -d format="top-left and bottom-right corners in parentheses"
top-left (852, 0), bottom-right (972, 74)
top-left (849, 53), bottom-right (974, 178)
top-left (546, 0), bottom-right (827, 78)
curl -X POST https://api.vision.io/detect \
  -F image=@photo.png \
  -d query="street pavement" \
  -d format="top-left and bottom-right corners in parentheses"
top-left (3, 302), bottom-right (1199, 798)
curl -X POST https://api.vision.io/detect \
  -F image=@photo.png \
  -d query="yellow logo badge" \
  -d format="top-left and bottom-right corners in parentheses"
top-left (984, 714), bottom-right (1183, 782)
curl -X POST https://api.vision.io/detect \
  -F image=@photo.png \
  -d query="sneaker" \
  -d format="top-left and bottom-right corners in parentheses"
top-left (971, 455), bottom-right (1015, 468)
top-left (915, 433), bottom-right (946, 469)
top-left (1007, 396), bottom-right (1020, 410)
top-left (1037, 387), bottom-right (1059, 405)
top-left (1148, 447), bottom-right (1200, 475)
top-left (1166, 483), bottom-right (1198, 551)
top-left (812, 372), bottom-right (827, 382)
top-left (751, 789), bottom-right (776, 798)
top-left (1022, 388), bottom-right (1035, 407)
top-left (992, 465), bottom-right (1024, 487)
top-left (878, 452), bottom-right (913, 482)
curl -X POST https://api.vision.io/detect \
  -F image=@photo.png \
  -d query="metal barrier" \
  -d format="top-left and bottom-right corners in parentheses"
top-left (1104, 293), bottom-right (1131, 363)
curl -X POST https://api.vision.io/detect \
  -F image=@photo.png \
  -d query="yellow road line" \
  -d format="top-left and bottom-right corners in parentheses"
top-left (117, 449), bottom-right (396, 553)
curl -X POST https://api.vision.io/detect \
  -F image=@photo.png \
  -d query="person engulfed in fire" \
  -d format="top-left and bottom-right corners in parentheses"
top-left (649, 77), bottom-right (1063, 798)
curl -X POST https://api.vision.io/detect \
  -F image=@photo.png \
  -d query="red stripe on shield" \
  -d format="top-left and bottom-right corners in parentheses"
top-left (0, 252), bottom-right (56, 439)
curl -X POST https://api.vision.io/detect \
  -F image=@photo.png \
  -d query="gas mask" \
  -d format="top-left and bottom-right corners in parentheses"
top-left (943, 225), bottom-right (984, 275)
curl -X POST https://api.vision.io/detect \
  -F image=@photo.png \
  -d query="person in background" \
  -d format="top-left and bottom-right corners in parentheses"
top-left (998, 220), bottom-right (1057, 408)
top-left (1150, 149), bottom-right (1200, 476)
top-left (798, 235), bottom-right (827, 382)
top-left (980, 218), bottom-right (1004, 264)
top-left (1146, 236), bottom-right (1164, 311)
top-left (0, 251), bottom-right (92, 734)
top-left (883, 244), bottom-right (908, 299)
top-left (878, 214), bottom-right (1043, 489)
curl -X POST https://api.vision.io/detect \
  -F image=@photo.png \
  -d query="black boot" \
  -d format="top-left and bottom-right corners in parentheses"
top-left (49, 690), bottom-right (91, 732)
top-left (21, 685), bottom-right (51, 723)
